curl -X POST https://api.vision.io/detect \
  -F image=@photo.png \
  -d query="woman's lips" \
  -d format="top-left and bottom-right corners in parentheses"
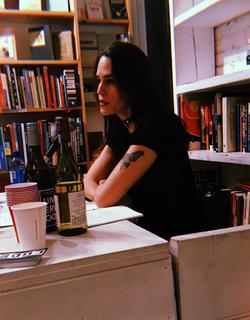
top-left (99, 99), bottom-right (109, 106)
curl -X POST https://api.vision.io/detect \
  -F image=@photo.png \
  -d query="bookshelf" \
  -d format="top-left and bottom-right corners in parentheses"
top-left (169, 0), bottom-right (250, 169)
top-left (169, 0), bottom-right (250, 230)
top-left (0, 0), bottom-right (91, 183)
top-left (78, 0), bottom-right (131, 161)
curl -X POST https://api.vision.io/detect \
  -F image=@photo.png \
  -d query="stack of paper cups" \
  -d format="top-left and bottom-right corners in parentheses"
top-left (5, 182), bottom-right (39, 243)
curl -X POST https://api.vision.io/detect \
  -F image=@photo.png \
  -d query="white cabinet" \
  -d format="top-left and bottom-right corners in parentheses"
top-left (0, 221), bottom-right (177, 320)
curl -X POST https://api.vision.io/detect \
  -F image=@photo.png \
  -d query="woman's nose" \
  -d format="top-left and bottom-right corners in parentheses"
top-left (97, 81), bottom-right (105, 95)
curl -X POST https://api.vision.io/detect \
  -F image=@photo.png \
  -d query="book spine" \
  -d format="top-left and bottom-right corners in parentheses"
top-left (42, 66), bottom-right (52, 108)
top-left (215, 93), bottom-right (223, 152)
top-left (22, 69), bottom-right (34, 108)
top-left (0, 68), bottom-right (6, 111)
top-left (0, 127), bottom-right (8, 170)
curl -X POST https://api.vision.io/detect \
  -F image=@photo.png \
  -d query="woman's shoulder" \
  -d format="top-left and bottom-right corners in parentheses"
top-left (140, 110), bottom-right (184, 132)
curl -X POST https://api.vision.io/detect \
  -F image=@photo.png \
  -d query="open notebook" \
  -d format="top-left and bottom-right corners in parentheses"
top-left (86, 202), bottom-right (143, 227)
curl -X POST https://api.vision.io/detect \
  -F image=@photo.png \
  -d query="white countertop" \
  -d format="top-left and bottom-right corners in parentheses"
top-left (0, 221), bottom-right (169, 288)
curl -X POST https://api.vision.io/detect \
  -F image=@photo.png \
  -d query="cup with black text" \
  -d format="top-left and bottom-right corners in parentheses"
top-left (10, 202), bottom-right (47, 251)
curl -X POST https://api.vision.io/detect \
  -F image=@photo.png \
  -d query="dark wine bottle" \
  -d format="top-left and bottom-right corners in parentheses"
top-left (54, 117), bottom-right (87, 236)
top-left (25, 122), bottom-right (57, 233)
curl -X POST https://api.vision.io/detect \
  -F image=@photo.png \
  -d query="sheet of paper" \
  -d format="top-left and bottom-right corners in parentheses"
top-left (0, 197), bottom-right (143, 228)
top-left (87, 205), bottom-right (143, 228)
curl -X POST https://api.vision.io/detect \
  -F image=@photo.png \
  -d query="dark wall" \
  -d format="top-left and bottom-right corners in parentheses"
top-left (144, 0), bottom-right (174, 111)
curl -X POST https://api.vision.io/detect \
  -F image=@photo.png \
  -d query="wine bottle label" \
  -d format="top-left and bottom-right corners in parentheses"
top-left (54, 184), bottom-right (87, 228)
top-left (39, 188), bottom-right (57, 230)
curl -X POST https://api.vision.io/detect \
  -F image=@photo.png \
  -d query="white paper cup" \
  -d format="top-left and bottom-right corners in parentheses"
top-left (10, 202), bottom-right (47, 251)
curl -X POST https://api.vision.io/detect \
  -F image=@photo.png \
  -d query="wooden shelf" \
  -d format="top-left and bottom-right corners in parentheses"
top-left (189, 150), bottom-right (250, 165)
top-left (0, 60), bottom-right (79, 66)
top-left (174, 0), bottom-right (250, 27)
top-left (0, 10), bottom-right (74, 23)
top-left (79, 18), bottom-right (129, 25)
top-left (176, 68), bottom-right (250, 95)
top-left (0, 107), bottom-right (82, 114)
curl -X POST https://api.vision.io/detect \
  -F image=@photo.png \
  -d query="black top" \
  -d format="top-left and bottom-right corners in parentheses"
top-left (107, 111), bottom-right (205, 240)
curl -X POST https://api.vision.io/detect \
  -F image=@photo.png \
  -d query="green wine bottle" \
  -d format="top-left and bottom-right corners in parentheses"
top-left (54, 117), bottom-right (87, 236)
top-left (25, 122), bottom-right (57, 233)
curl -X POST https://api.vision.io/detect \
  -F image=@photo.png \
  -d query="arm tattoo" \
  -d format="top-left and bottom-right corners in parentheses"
top-left (120, 150), bottom-right (144, 170)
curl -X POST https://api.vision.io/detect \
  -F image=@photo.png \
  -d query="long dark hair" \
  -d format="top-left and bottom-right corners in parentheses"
top-left (95, 42), bottom-right (167, 150)
top-left (95, 41), bottom-right (164, 117)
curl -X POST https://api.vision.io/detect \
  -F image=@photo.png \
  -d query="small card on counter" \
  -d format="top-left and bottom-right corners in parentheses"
top-left (0, 248), bottom-right (47, 268)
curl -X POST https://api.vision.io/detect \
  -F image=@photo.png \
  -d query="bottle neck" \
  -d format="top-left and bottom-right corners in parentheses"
top-left (26, 126), bottom-right (45, 164)
top-left (59, 134), bottom-right (73, 155)
top-left (27, 145), bottom-right (44, 160)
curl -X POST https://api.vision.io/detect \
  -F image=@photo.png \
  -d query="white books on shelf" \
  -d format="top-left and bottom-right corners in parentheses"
top-left (19, 0), bottom-right (45, 11)
top-left (47, 0), bottom-right (69, 11)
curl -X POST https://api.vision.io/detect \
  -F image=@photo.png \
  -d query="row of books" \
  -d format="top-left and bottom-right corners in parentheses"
top-left (195, 181), bottom-right (250, 231)
top-left (78, 0), bottom-right (128, 20)
top-left (0, 0), bottom-right (71, 12)
top-left (179, 93), bottom-right (250, 153)
top-left (0, 65), bottom-right (81, 111)
top-left (0, 117), bottom-right (86, 170)
top-left (0, 0), bottom-right (127, 20)
top-left (0, 24), bottom-right (75, 61)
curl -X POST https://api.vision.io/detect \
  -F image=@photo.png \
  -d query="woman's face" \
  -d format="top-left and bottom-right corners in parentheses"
top-left (96, 56), bottom-right (129, 119)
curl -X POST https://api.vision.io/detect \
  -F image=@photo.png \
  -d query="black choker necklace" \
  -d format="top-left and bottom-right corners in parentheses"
top-left (122, 116), bottom-right (134, 128)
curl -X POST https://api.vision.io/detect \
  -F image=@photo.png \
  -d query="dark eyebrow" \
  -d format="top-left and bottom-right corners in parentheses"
top-left (96, 74), bottom-right (114, 79)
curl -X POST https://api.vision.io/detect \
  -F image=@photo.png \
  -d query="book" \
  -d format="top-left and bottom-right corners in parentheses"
top-left (85, 0), bottom-right (104, 19)
top-left (63, 69), bottom-right (81, 107)
top-left (22, 69), bottom-right (34, 108)
top-left (102, 0), bottom-right (112, 19)
top-left (2, 65), bottom-right (18, 109)
top-left (0, 34), bottom-right (16, 60)
top-left (109, 0), bottom-right (128, 19)
top-left (222, 96), bottom-right (242, 152)
top-left (0, 66), bottom-right (6, 111)
top-left (215, 93), bottom-right (223, 152)
top-left (0, 127), bottom-right (8, 170)
top-left (0, 248), bottom-right (47, 268)
top-left (19, 0), bottom-right (47, 11)
top-left (2, 126), bottom-right (12, 168)
top-left (42, 66), bottom-right (52, 108)
top-left (4, 0), bottom-right (18, 9)
top-left (46, 0), bottom-right (69, 11)
top-left (179, 95), bottom-right (201, 150)
top-left (58, 30), bottom-right (74, 60)
top-left (28, 25), bottom-right (54, 60)
top-left (77, 0), bottom-right (87, 19)
top-left (244, 191), bottom-right (250, 224)
top-left (0, 72), bottom-right (11, 109)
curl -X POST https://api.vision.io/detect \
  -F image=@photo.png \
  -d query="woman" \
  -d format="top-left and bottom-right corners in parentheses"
top-left (84, 41), bottom-right (205, 240)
